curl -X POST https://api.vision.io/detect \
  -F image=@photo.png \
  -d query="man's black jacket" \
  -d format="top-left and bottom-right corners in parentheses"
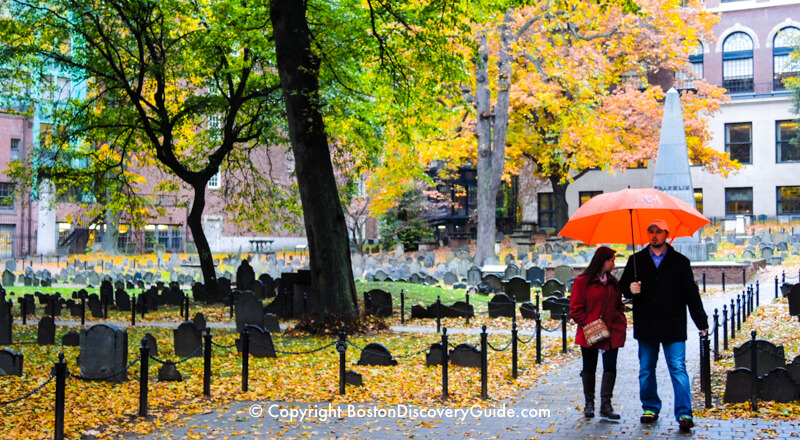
top-left (619, 244), bottom-right (708, 342)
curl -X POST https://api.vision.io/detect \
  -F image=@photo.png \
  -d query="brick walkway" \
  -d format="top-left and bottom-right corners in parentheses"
top-left (122, 286), bottom-right (799, 440)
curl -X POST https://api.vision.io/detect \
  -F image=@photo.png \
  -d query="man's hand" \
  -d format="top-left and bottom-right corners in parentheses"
top-left (630, 281), bottom-right (642, 295)
top-left (699, 329), bottom-right (708, 337)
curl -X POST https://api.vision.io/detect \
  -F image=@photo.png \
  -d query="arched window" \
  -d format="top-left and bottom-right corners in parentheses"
top-left (676, 41), bottom-right (704, 90)
top-left (723, 32), bottom-right (754, 93)
top-left (773, 27), bottom-right (800, 91)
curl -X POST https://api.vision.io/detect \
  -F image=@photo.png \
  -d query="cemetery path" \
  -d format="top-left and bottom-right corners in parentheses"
top-left (121, 287), bottom-right (800, 440)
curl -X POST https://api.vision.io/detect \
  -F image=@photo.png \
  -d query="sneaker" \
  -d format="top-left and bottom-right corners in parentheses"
top-left (678, 415), bottom-right (694, 432)
top-left (640, 410), bottom-right (658, 423)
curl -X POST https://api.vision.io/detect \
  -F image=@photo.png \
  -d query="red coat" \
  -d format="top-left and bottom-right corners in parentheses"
top-left (570, 275), bottom-right (627, 350)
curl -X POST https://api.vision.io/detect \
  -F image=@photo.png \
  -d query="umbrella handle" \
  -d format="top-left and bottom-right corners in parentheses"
top-left (629, 209), bottom-right (638, 281)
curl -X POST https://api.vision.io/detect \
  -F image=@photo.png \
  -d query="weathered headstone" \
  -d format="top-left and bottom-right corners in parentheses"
top-left (467, 266), bottom-right (482, 286)
top-left (356, 343), bottom-right (397, 366)
top-left (449, 343), bottom-right (481, 368)
top-left (1, 269), bottom-right (14, 287)
top-left (520, 301), bottom-right (538, 319)
top-left (543, 296), bottom-right (571, 319)
top-left (525, 266), bottom-right (545, 285)
top-left (235, 291), bottom-right (265, 332)
top-left (158, 362), bottom-right (183, 382)
top-left (345, 370), bottom-right (363, 386)
top-left (78, 324), bottom-right (129, 382)
top-left (488, 293), bottom-right (515, 318)
top-left (734, 339), bottom-right (786, 377)
top-left (504, 276), bottom-right (531, 302)
top-left (364, 289), bottom-right (393, 317)
top-left (236, 260), bottom-right (256, 291)
top-left (236, 325), bottom-right (276, 358)
top-left (426, 342), bottom-right (445, 366)
top-left (37, 316), bottom-right (56, 345)
top-left (481, 274), bottom-right (503, 294)
top-left (0, 348), bottom-right (23, 376)
top-left (0, 301), bottom-right (12, 345)
top-left (173, 322), bottom-right (203, 358)
top-left (724, 368), bottom-right (756, 403)
top-left (760, 368), bottom-right (797, 402)
top-left (541, 279), bottom-right (566, 297)
top-left (262, 313), bottom-right (281, 333)
top-left (553, 265), bottom-right (575, 285)
top-left (62, 329), bottom-right (80, 347)
top-left (192, 313), bottom-right (207, 332)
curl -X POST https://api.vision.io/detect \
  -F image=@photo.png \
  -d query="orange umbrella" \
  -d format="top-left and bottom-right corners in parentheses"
top-left (558, 188), bottom-right (709, 279)
top-left (558, 187), bottom-right (709, 246)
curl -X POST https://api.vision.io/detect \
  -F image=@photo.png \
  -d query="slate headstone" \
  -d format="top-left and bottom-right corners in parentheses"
top-left (760, 368), bottom-right (797, 402)
top-left (734, 339), bottom-right (786, 377)
top-left (158, 362), bottom-right (183, 382)
top-left (449, 343), bottom-right (481, 368)
top-left (78, 324), bottom-right (129, 382)
top-left (0, 348), bottom-right (23, 376)
top-left (62, 330), bottom-right (80, 347)
top-left (724, 368), bottom-right (756, 403)
top-left (37, 316), bottom-right (56, 345)
top-left (364, 289), bottom-right (393, 317)
top-left (504, 276), bottom-right (531, 302)
top-left (236, 260), bottom-right (256, 291)
top-left (356, 343), bottom-right (397, 366)
top-left (173, 322), bottom-right (203, 358)
top-left (235, 291), bottom-right (264, 332)
top-left (541, 279), bottom-right (566, 297)
top-left (488, 293), bottom-right (515, 318)
top-left (236, 325), bottom-right (276, 358)
top-left (426, 342), bottom-right (445, 366)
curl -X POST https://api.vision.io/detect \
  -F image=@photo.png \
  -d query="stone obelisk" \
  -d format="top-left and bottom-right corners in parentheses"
top-left (652, 88), bottom-right (707, 261)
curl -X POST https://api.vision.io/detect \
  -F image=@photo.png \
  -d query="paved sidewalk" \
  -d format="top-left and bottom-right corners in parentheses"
top-left (120, 288), bottom-right (799, 440)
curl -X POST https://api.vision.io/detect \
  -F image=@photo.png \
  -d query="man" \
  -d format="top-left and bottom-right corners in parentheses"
top-left (619, 219), bottom-right (708, 432)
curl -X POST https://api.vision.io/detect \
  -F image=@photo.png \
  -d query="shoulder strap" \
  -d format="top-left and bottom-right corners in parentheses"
top-left (598, 284), bottom-right (612, 320)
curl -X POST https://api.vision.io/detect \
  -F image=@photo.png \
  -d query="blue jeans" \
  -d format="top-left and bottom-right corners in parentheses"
top-left (638, 340), bottom-right (692, 421)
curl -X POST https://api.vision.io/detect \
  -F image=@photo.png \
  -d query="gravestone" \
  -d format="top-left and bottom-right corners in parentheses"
top-left (356, 343), bottom-right (397, 366)
top-left (144, 333), bottom-right (158, 357)
top-left (504, 276), bottom-right (531, 302)
top-left (235, 291), bottom-right (265, 332)
top-left (173, 322), bottom-right (203, 358)
top-left (543, 297), bottom-right (571, 319)
top-left (520, 301), bottom-right (538, 319)
top-left (443, 271), bottom-right (458, 286)
top-left (788, 356), bottom-right (800, 383)
top-left (73, 273), bottom-right (86, 285)
top-left (488, 293), bottom-right (515, 318)
top-left (62, 330), bottom-right (80, 347)
top-left (115, 290), bottom-right (131, 311)
top-left (467, 266), bottom-right (482, 286)
top-left (87, 272), bottom-right (100, 287)
top-left (1, 269), bottom-right (14, 287)
top-left (724, 368), bottom-right (756, 403)
top-left (541, 279), bottom-right (566, 297)
top-left (374, 269), bottom-right (389, 282)
top-left (503, 264), bottom-right (520, 281)
top-left (364, 289), bottom-right (393, 317)
top-left (0, 348), bottom-right (23, 376)
top-left (777, 242), bottom-right (790, 252)
top-left (345, 370), bottom-right (363, 386)
top-left (734, 339), bottom-right (786, 377)
top-left (88, 295), bottom-right (103, 318)
top-left (449, 343), bottom-right (481, 368)
top-left (553, 266), bottom-right (575, 285)
top-left (425, 342), bottom-right (445, 366)
top-left (787, 284), bottom-right (800, 317)
top-left (760, 368), bottom-right (797, 402)
top-left (158, 362), bottom-right (182, 382)
top-left (526, 266), bottom-right (545, 285)
top-left (236, 260), bottom-right (256, 291)
top-left (481, 274), bottom-right (503, 293)
top-left (742, 249), bottom-right (756, 259)
top-left (78, 324), bottom-right (129, 382)
top-left (37, 316), bottom-right (56, 345)
top-left (236, 326), bottom-right (276, 358)
top-left (263, 290), bottom-right (292, 319)
top-left (258, 274), bottom-right (276, 298)
top-left (263, 313), bottom-right (281, 333)
top-left (192, 313), bottom-right (207, 332)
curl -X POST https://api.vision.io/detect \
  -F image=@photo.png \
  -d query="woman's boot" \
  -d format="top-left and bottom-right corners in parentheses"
top-left (599, 371), bottom-right (620, 419)
top-left (581, 371), bottom-right (595, 418)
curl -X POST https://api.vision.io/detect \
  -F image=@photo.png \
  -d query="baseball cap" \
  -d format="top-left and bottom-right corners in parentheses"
top-left (648, 219), bottom-right (668, 232)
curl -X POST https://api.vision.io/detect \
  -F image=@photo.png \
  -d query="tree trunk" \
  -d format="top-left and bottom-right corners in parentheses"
top-left (474, 12), bottom-right (514, 267)
top-left (102, 186), bottom-right (119, 255)
top-left (187, 184), bottom-right (218, 296)
top-left (549, 175), bottom-right (571, 232)
top-left (271, 0), bottom-right (358, 317)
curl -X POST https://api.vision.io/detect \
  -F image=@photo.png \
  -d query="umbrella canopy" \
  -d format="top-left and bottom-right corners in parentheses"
top-left (558, 187), bottom-right (709, 246)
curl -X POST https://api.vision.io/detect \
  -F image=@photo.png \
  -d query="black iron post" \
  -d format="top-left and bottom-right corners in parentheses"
top-left (722, 269), bottom-right (726, 292)
top-left (512, 321), bottom-right (518, 379)
top-left (204, 328), bottom-right (212, 397)
top-left (535, 311), bottom-right (542, 365)
top-left (131, 295), bottom-right (136, 326)
top-left (436, 295), bottom-right (441, 334)
top-left (480, 325), bottom-right (488, 400)
top-left (742, 266), bottom-right (746, 286)
top-left (54, 352), bottom-right (66, 440)
top-left (750, 330), bottom-right (758, 412)
top-left (702, 332), bottom-right (712, 409)
top-left (775, 276), bottom-right (779, 299)
top-left (722, 305), bottom-right (728, 350)
top-left (21, 299), bottom-right (26, 325)
top-left (400, 289), bottom-right (405, 324)
top-left (441, 327), bottom-right (448, 400)
top-left (702, 270), bottom-right (706, 293)
top-left (465, 290), bottom-right (470, 326)
top-left (80, 296), bottom-right (85, 326)
top-left (229, 291), bottom-right (234, 319)
top-left (713, 309), bottom-right (719, 361)
top-left (731, 298), bottom-right (737, 340)
top-left (338, 326), bottom-right (347, 395)
top-left (561, 312), bottom-right (568, 354)
top-left (241, 326), bottom-right (250, 392)
top-left (139, 337), bottom-right (149, 417)
top-left (737, 295), bottom-right (742, 331)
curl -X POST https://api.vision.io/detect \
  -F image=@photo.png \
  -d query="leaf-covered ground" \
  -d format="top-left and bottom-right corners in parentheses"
top-left (697, 298), bottom-right (800, 421)
top-left (0, 323), bottom-right (575, 439)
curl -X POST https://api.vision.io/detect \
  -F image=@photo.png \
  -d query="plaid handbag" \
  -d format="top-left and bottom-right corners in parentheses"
top-left (582, 285), bottom-right (612, 345)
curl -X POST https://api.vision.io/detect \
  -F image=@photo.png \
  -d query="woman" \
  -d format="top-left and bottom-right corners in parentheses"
top-left (569, 246), bottom-right (627, 419)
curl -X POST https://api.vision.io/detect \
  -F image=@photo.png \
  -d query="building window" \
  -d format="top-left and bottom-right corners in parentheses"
top-left (0, 224), bottom-right (14, 258)
top-left (694, 188), bottom-right (703, 214)
top-left (777, 186), bottom-right (800, 214)
top-left (776, 120), bottom-right (800, 163)
top-left (145, 224), bottom-right (183, 251)
top-left (579, 191), bottom-right (602, 207)
top-left (773, 27), bottom-right (800, 91)
top-left (676, 41), bottom-right (703, 90)
top-left (723, 32), bottom-right (754, 93)
top-left (0, 183), bottom-right (14, 209)
top-left (725, 122), bottom-right (752, 164)
top-left (10, 138), bottom-right (19, 160)
top-left (207, 172), bottom-right (220, 189)
top-left (725, 187), bottom-right (753, 216)
top-left (117, 224), bottom-right (129, 250)
top-left (537, 193), bottom-right (555, 229)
